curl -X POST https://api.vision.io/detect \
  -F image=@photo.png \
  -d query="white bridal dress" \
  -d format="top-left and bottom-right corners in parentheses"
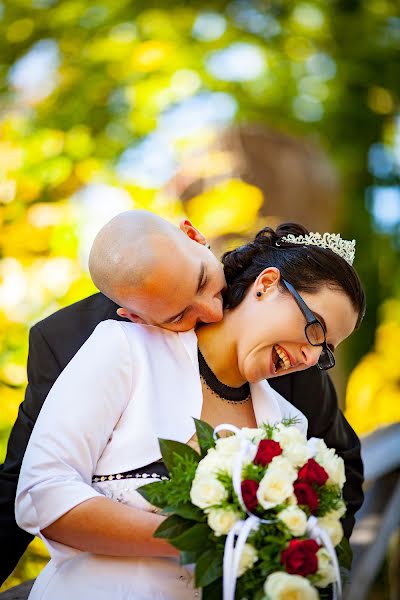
top-left (28, 474), bottom-right (200, 600)
top-left (15, 320), bottom-right (307, 600)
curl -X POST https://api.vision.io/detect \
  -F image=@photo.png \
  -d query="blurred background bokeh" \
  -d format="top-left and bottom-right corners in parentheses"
top-left (0, 0), bottom-right (399, 596)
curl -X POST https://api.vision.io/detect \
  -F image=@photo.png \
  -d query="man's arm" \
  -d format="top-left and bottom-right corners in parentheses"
top-left (0, 325), bottom-right (62, 584)
top-left (309, 371), bottom-right (364, 539)
top-left (270, 367), bottom-right (364, 539)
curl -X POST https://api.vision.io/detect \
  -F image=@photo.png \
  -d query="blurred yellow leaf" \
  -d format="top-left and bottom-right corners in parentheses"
top-left (131, 40), bottom-right (174, 72)
top-left (186, 179), bottom-right (263, 237)
top-left (346, 303), bottom-right (400, 435)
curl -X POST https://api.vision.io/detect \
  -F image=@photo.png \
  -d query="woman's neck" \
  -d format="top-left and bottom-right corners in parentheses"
top-left (195, 310), bottom-right (245, 387)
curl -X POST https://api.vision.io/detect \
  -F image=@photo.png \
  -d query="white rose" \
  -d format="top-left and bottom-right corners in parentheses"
top-left (257, 469), bottom-right (294, 509)
top-left (241, 427), bottom-right (265, 444)
top-left (215, 435), bottom-right (242, 455)
top-left (277, 506), bottom-right (307, 536)
top-left (326, 499), bottom-right (346, 521)
top-left (196, 449), bottom-right (234, 477)
top-left (215, 434), bottom-right (256, 467)
top-left (190, 475), bottom-right (228, 509)
top-left (282, 442), bottom-right (311, 468)
top-left (206, 507), bottom-right (241, 537)
top-left (315, 447), bottom-right (346, 489)
top-left (316, 548), bottom-right (336, 588)
top-left (273, 425), bottom-right (307, 448)
top-left (307, 437), bottom-right (327, 458)
top-left (237, 543), bottom-right (258, 577)
top-left (269, 456), bottom-right (298, 482)
top-left (317, 515), bottom-right (344, 547)
top-left (264, 572), bottom-right (319, 600)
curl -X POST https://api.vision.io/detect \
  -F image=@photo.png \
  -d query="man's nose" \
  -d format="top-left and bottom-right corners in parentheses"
top-left (196, 296), bottom-right (223, 323)
top-left (300, 344), bottom-right (322, 367)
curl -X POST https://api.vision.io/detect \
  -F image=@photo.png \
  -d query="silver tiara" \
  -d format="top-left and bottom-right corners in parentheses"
top-left (278, 232), bottom-right (356, 265)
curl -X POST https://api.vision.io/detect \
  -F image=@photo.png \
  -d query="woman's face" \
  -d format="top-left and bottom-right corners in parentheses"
top-left (235, 268), bottom-right (359, 384)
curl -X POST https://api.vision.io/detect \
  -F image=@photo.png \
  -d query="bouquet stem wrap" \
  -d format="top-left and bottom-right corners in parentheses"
top-left (213, 424), bottom-right (342, 600)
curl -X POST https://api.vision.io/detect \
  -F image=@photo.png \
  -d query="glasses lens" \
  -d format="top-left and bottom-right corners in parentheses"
top-left (318, 348), bottom-right (335, 370)
top-left (306, 321), bottom-right (325, 345)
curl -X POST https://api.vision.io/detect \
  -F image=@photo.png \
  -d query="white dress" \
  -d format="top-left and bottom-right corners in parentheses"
top-left (16, 321), bottom-right (308, 600)
top-left (28, 477), bottom-right (200, 600)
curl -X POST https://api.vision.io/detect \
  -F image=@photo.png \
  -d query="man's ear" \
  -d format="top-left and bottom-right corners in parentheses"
top-left (179, 219), bottom-right (208, 245)
top-left (116, 308), bottom-right (146, 324)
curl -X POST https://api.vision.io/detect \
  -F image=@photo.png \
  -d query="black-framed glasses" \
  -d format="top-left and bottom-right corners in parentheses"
top-left (281, 279), bottom-right (335, 371)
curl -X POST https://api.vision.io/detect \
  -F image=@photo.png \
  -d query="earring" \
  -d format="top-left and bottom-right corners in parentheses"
top-left (256, 291), bottom-right (262, 297)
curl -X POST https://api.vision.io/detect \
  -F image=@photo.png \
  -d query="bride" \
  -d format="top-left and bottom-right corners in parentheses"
top-left (15, 222), bottom-right (365, 599)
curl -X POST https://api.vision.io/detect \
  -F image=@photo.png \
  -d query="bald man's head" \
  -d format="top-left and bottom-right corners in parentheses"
top-left (89, 210), bottom-right (179, 302)
top-left (88, 210), bottom-right (226, 331)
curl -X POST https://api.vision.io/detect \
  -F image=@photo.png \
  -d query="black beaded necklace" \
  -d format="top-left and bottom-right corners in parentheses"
top-left (198, 348), bottom-right (250, 404)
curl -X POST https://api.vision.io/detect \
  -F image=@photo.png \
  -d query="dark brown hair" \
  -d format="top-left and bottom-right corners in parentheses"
top-left (222, 222), bottom-right (366, 328)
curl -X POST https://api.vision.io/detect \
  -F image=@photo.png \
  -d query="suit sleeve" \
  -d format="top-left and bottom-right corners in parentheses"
top-left (0, 324), bottom-right (63, 583)
top-left (290, 368), bottom-right (364, 539)
top-left (15, 321), bottom-right (133, 550)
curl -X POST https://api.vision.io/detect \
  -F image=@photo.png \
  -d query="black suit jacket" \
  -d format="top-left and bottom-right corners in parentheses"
top-left (0, 293), bottom-right (364, 584)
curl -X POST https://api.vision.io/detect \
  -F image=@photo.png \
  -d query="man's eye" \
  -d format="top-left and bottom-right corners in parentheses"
top-left (171, 314), bottom-right (184, 324)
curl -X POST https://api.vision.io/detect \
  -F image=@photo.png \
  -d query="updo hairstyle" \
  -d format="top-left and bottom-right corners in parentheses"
top-left (222, 222), bottom-right (366, 328)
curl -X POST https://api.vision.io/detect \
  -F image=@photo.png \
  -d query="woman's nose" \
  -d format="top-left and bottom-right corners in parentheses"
top-left (300, 344), bottom-right (323, 367)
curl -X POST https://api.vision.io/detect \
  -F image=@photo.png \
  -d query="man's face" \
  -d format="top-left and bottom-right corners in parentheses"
top-left (118, 224), bottom-right (226, 331)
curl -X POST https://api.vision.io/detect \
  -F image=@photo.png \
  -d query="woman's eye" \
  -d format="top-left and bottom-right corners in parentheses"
top-left (328, 344), bottom-right (335, 353)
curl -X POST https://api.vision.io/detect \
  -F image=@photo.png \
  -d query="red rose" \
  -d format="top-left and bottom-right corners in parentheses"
top-left (241, 479), bottom-right (259, 512)
top-left (281, 539), bottom-right (320, 577)
top-left (298, 458), bottom-right (329, 487)
top-left (254, 439), bottom-right (282, 466)
top-left (294, 481), bottom-right (319, 514)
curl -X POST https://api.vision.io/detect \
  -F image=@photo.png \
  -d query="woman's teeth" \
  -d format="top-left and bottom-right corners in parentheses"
top-left (274, 345), bottom-right (291, 371)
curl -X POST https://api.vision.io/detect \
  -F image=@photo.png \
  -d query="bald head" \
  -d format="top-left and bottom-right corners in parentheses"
top-left (88, 209), bottom-right (225, 331)
top-left (88, 210), bottom-right (182, 305)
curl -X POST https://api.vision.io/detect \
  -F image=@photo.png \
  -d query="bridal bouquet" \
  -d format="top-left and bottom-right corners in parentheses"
top-left (138, 419), bottom-right (351, 600)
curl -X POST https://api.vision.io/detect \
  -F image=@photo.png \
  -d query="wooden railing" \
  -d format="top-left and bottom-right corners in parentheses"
top-left (345, 423), bottom-right (400, 600)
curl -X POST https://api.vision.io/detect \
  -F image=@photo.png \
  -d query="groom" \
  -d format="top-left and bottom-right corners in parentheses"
top-left (0, 211), bottom-right (363, 584)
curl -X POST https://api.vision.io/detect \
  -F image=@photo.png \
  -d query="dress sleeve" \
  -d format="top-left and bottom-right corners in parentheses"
top-left (15, 320), bottom-right (133, 537)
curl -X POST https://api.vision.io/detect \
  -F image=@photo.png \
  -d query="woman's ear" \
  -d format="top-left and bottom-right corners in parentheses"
top-left (116, 308), bottom-right (146, 324)
top-left (254, 268), bottom-right (281, 297)
top-left (179, 219), bottom-right (208, 246)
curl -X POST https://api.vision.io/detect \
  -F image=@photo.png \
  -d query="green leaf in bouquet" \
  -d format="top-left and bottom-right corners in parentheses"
top-left (336, 537), bottom-right (353, 571)
top-left (170, 523), bottom-right (212, 552)
top-left (163, 502), bottom-right (205, 521)
top-left (159, 438), bottom-right (201, 474)
top-left (316, 484), bottom-right (342, 517)
top-left (194, 548), bottom-right (224, 588)
top-left (180, 551), bottom-right (198, 565)
top-left (201, 575), bottom-right (223, 599)
top-left (281, 416), bottom-right (301, 427)
top-left (153, 514), bottom-right (194, 540)
top-left (193, 417), bottom-right (217, 457)
top-left (242, 462), bottom-right (268, 483)
top-left (135, 480), bottom-right (170, 508)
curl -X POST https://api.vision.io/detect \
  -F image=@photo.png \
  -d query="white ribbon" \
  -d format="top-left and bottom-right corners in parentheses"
top-left (213, 425), bottom-right (274, 600)
top-left (307, 515), bottom-right (342, 600)
top-left (212, 425), bottom-right (343, 600)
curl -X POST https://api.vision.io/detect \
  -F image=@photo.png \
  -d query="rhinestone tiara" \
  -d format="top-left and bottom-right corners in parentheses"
top-left (278, 232), bottom-right (356, 265)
